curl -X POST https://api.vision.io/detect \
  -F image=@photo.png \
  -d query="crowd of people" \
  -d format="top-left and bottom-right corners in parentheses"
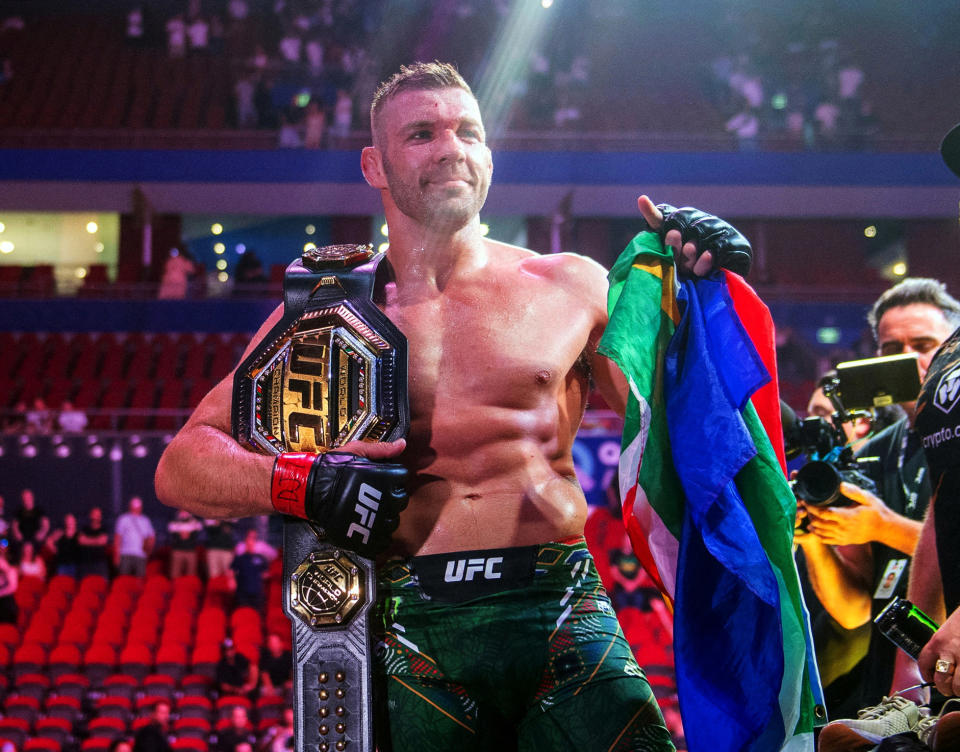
top-left (0, 488), bottom-right (281, 622)
top-left (0, 398), bottom-right (88, 435)
top-left (11, 0), bottom-right (956, 150)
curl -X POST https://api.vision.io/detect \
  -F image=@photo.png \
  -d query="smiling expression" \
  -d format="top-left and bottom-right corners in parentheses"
top-left (370, 87), bottom-right (493, 233)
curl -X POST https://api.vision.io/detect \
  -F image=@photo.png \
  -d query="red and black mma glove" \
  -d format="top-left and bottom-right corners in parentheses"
top-left (641, 203), bottom-right (752, 277)
top-left (271, 452), bottom-right (408, 558)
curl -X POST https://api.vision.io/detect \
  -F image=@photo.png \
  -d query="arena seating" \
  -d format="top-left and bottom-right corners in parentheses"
top-left (0, 551), bottom-right (675, 750)
top-left (0, 568), bottom-right (295, 751)
top-left (0, 331), bottom-right (251, 429)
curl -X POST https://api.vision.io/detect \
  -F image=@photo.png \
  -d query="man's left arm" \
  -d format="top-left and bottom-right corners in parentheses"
top-left (590, 196), bottom-right (754, 417)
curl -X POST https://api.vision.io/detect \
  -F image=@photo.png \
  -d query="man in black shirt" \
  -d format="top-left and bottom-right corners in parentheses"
top-left (12, 489), bottom-right (49, 551)
top-left (133, 700), bottom-right (172, 752)
top-left (216, 638), bottom-right (257, 697)
top-left (78, 507), bottom-right (111, 578)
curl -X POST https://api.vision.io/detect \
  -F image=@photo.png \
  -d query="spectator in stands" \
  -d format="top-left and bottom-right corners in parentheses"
top-left (78, 506), bottom-right (111, 578)
top-left (109, 740), bottom-right (133, 752)
top-left (234, 74), bottom-right (257, 128)
top-left (114, 496), bottom-right (155, 577)
top-left (217, 704), bottom-right (257, 752)
top-left (725, 104), bottom-right (760, 151)
top-left (12, 488), bottom-right (49, 549)
top-left (216, 639), bottom-right (257, 698)
top-left (204, 517), bottom-right (236, 578)
top-left (46, 512), bottom-right (81, 577)
top-left (165, 13), bottom-right (187, 59)
top-left (24, 396), bottom-right (53, 434)
top-left (0, 544), bottom-right (17, 625)
top-left (278, 25), bottom-right (302, 66)
top-left (277, 108), bottom-right (303, 148)
top-left (18, 540), bottom-right (46, 580)
top-left (260, 707), bottom-right (294, 752)
top-left (186, 12), bottom-right (210, 55)
top-left (230, 527), bottom-right (275, 609)
top-left (303, 98), bottom-right (326, 149)
top-left (304, 32), bottom-right (324, 75)
top-left (234, 249), bottom-right (268, 288)
top-left (133, 699), bottom-right (172, 752)
top-left (330, 88), bottom-right (353, 140)
top-left (258, 632), bottom-right (292, 698)
top-left (57, 400), bottom-right (88, 433)
top-left (167, 508), bottom-right (203, 578)
top-left (126, 5), bottom-right (145, 46)
top-left (158, 247), bottom-right (199, 299)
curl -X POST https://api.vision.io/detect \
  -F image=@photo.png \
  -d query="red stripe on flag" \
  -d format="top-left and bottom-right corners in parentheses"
top-left (724, 270), bottom-right (787, 474)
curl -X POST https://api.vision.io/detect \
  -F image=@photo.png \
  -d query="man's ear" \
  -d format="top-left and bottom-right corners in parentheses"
top-left (361, 146), bottom-right (387, 189)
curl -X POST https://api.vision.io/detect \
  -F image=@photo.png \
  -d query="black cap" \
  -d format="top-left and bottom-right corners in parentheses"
top-left (941, 122), bottom-right (960, 178)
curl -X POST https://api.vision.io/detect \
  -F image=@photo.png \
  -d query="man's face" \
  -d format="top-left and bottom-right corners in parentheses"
top-left (371, 87), bottom-right (492, 232)
top-left (807, 386), bottom-right (868, 444)
top-left (21, 490), bottom-right (34, 509)
top-left (876, 303), bottom-right (955, 382)
top-left (231, 706), bottom-right (248, 728)
top-left (155, 702), bottom-right (171, 725)
top-left (90, 508), bottom-right (102, 526)
top-left (129, 497), bottom-right (143, 515)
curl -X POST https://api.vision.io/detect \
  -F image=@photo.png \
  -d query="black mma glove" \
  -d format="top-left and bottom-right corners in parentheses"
top-left (271, 451), bottom-right (408, 558)
top-left (640, 203), bottom-right (752, 276)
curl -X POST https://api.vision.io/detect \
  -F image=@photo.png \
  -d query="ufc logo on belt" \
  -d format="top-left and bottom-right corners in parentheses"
top-left (346, 484), bottom-right (380, 544)
top-left (444, 556), bottom-right (504, 582)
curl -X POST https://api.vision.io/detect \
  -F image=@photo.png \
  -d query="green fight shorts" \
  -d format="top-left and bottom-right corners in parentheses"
top-left (373, 536), bottom-right (675, 752)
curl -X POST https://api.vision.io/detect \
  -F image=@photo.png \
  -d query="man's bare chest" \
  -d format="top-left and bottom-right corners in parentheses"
top-left (385, 284), bottom-right (594, 408)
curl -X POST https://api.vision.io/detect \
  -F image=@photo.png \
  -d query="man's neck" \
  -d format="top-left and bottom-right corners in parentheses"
top-left (385, 219), bottom-right (487, 295)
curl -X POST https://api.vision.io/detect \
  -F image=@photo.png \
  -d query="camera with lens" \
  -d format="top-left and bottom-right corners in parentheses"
top-left (785, 353), bottom-right (921, 507)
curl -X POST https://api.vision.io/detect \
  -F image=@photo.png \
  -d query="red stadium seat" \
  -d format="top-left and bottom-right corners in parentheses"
top-left (80, 738), bottom-right (116, 752)
top-left (48, 643), bottom-right (83, 679)
top-left (12, 642), bottom-right (48, 676)
top-left (34, 717), bottom-right (72, 743)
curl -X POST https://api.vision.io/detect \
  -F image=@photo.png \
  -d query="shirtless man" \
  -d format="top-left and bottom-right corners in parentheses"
top-left (156, 62), bottom-right (745, 751)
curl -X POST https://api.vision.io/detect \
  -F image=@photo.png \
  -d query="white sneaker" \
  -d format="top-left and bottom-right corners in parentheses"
top-left (818, 696), bottom-right (924, 750)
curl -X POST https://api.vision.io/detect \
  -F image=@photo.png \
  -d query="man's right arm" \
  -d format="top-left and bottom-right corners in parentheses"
top-left (155, 306), bottom-right (285, 519)
top-left (155, 304), bottom-right (409, 556)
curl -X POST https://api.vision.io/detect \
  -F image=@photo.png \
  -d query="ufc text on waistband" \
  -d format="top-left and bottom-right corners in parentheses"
top-left (410, 545), bottom-right (538, 602)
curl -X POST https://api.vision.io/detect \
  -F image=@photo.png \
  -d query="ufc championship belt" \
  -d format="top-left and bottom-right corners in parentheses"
top-left (232, 244), bottom-right (408, 752)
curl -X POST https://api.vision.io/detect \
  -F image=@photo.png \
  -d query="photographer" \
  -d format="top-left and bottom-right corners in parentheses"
top-left (796, 278), bottom-right (960, 720)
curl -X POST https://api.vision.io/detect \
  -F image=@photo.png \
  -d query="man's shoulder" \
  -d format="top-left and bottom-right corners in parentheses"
top-left (489, 240), bottom-right (607, 293)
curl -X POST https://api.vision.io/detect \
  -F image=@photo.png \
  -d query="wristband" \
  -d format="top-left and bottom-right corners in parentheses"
top-left (271, 452), bottom-right (316, 518)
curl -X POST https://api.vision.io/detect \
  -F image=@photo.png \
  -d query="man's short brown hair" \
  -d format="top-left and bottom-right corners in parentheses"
top-left (370, 61), bottom-right (474, 145)
top-left (868, 277), bottom-right (960, 340)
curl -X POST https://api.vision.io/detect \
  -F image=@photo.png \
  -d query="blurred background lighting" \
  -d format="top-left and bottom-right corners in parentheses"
top-left (211, 223), bottom-right (223, 235)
